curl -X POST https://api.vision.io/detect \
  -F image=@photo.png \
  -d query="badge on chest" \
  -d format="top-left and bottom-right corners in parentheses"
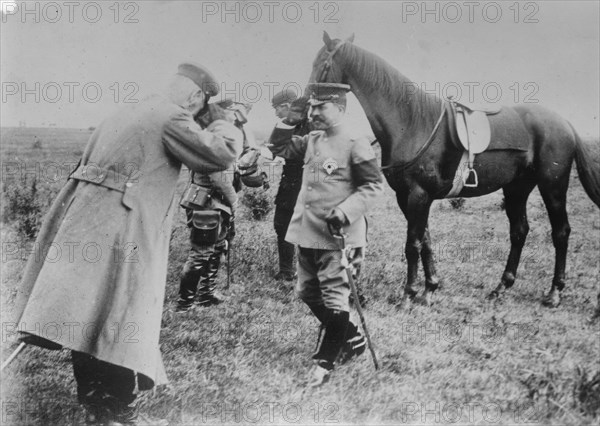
top-left (323, 158), bottom-right (339, 175)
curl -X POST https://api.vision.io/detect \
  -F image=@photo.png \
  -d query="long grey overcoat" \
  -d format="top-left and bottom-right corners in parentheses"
top-left (14, 95), bottom-right (242, 387)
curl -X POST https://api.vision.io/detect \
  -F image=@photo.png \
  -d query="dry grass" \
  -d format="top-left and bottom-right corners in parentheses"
top-left (1, 128), bottom-right (599, 425)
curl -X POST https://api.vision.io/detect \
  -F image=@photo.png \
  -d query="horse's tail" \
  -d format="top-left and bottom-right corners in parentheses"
top-left (571, 123), bottom-right (600, 208)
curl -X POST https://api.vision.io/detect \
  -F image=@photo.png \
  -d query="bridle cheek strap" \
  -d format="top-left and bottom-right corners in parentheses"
top-left (318, 41), bottom-right (346, 81)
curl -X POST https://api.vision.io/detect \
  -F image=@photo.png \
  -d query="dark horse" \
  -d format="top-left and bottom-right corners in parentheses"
top-left (308, 32), bottom-right (600, 309)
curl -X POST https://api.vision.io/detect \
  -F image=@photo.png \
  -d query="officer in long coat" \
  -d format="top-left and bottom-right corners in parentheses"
top-left (268, 83), bottom-right (384, 386)
top-left (269, 89), bottom-right (310, 281)
top-left (13, 63), bottom-right (243, 424)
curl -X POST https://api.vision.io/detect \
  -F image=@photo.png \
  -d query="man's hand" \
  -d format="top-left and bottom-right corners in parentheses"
top-left (283, 96), bottom-right (309, 126)
top-left (228, 217), bottom-right (236, 240)
top-left (325, 208), bottom-right (348, 233)
top-left (196, 102), bottom-right (233, 128)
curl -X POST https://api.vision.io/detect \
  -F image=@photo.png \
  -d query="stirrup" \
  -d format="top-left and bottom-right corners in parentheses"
top-left (463, 168), bottom-right (478, 187)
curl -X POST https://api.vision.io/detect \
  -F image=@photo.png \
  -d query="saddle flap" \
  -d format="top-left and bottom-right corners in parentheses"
top-left (456, 101), bottom-right (502, 115)
top-left (456, 109), bottom-right (491, 154)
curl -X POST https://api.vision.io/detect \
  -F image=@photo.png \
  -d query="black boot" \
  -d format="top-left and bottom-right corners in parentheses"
top-left (197, 249), bottom-right (224, 307)
top-left (177, 268), bottom-right (202, 312)
top-left (275, 238), bottom-right (296, 280)
top-left (337, 321), bottom-right (366, 365)
top-left (312, 310), bottom-right (350, 370)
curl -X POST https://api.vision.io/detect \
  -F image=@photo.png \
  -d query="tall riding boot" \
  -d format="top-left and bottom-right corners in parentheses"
top-left (276, 237), bottom-right (296, 280)
top-left (197, 247), bottom-right (223, 306)
top-left (313, 309), bottom-right (349, 370)
top-left (177, 267), bottom-right (203, 312)
top-left (308, 304), bottom-right (330, 324)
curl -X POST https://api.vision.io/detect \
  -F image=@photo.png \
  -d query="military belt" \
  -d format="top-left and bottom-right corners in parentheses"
top-left (69, 164), bottom-right (134, 193)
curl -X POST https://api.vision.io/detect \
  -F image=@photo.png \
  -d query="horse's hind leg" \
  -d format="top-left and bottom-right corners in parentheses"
top-left (420, 224), bottom-right (440, 304)
top-left (489, 178), bottom-right (536, 299)
top-left (538, 174), bottom-right (571, 307)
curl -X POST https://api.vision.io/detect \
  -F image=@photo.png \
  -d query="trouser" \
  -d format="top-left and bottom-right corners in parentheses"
top-left (71, 351), bottom-right (138, 422)
top-left (274, 206), bottom-right (296, 275)
top-left (179, 212), bottom-right (230, 304)
top-left (296, 247), bottom-right (361, 368)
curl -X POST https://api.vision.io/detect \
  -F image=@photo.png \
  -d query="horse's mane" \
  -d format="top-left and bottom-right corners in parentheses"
top-left (337, 42), bottom-right (441, 129)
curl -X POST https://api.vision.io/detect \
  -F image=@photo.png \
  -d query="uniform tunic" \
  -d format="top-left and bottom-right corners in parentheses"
top-left (269, 126), bottom-right (383, 249)
top-left (269, 124), bottom-right (383, 311)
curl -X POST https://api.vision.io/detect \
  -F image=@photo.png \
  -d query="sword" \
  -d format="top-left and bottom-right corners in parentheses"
top-left (225, 239), bottom-right (232, 290)
top-left (328, 224), bottom-right (379, 370)
top-left (1, 342), bottom-right (26, 372)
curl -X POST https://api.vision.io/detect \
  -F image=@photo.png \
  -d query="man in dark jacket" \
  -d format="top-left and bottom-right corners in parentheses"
top-left (269, 89), bottom-right (310, 281)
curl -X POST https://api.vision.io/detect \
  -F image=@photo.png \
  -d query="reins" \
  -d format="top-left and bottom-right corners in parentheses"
top-left (380, 100), bottom-right (447, 173)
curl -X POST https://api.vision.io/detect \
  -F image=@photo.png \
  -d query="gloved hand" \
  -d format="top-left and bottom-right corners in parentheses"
top-left (283, 96), bottom-right (310, 126)
top-left (325, 208), bottom-right (348, 234)
top-left (196, 102), bottom-right (233, 128)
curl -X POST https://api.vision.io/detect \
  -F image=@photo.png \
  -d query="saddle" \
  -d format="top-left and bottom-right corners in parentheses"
top-left (449, 99), bottom-right (501, 188)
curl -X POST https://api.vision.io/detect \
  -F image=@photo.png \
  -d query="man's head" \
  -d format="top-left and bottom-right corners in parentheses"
top-left (167, 62), bottom-right (220, 116)
top-left (272, 88), bottom-right (298, 119)
top-left (306, 83), bottom-right (351, 130)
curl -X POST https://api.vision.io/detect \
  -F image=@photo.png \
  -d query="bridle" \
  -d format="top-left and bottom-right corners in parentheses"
top-left (315, 40), bottom-right (447, 174)
top-left (317, 41), bottom-right (347, 82)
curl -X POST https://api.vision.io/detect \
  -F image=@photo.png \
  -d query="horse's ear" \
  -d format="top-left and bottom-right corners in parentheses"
top-left (323, 31), bottom-right (334, 50)
top-left (346, 33), bottom-right (355, 44)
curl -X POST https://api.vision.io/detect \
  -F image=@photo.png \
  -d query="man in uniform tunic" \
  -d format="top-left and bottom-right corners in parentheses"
top-left (13, 63), bottom-right (243, 424)
top-left (268, 83), bottom-right (384, 386)
top-left (177, 100), bottom-right (250, 311)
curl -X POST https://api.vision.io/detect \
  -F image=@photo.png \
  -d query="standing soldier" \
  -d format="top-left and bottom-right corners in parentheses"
top-left (13, 63), bottom-right (242, 424)
top-left (269, 89), bottom-right (310, 281)
top-left (268, 83), bottom-right (384, 386)
top-left (176, 100), bottom-right (250, 311)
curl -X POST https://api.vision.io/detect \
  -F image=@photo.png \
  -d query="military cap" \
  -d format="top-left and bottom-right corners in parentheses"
top-left (307, 82), bottom-right (351, 106)
top-left (271, 88), bottom-right (298, 107)
top-left (177, 62), bottom-right (220, 96)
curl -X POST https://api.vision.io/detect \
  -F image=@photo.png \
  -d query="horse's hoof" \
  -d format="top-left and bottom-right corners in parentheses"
top-left (542, 290), bottom-right (561, 308)
top-left (487, 284), bottom-right (506, 301)
top-left (397, 295), bottom-right (413, 312)
top-left (415, 291), bottom-right (433, 307)
top-left (486, 290), bottom-right (500, 301)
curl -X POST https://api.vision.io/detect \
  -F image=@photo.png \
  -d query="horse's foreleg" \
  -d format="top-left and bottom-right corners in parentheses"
top-left (398, 189), bottom-right (433, 309)
top-left (489, 180), bottom-right (536, 300)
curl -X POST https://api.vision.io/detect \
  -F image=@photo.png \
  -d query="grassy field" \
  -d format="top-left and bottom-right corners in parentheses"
top-left (1, 127), bottom-right (599, 425)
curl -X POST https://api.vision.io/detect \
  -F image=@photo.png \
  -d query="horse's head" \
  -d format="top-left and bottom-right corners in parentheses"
top-left (307, 31), bottom-right (355, 89)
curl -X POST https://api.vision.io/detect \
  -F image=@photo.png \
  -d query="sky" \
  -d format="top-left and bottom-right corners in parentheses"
top-left (1, 0), bottom-right (598, 139)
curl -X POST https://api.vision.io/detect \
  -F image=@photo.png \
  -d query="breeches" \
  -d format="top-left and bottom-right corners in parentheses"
top-left (295, 247), bottom-right (351, 312)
